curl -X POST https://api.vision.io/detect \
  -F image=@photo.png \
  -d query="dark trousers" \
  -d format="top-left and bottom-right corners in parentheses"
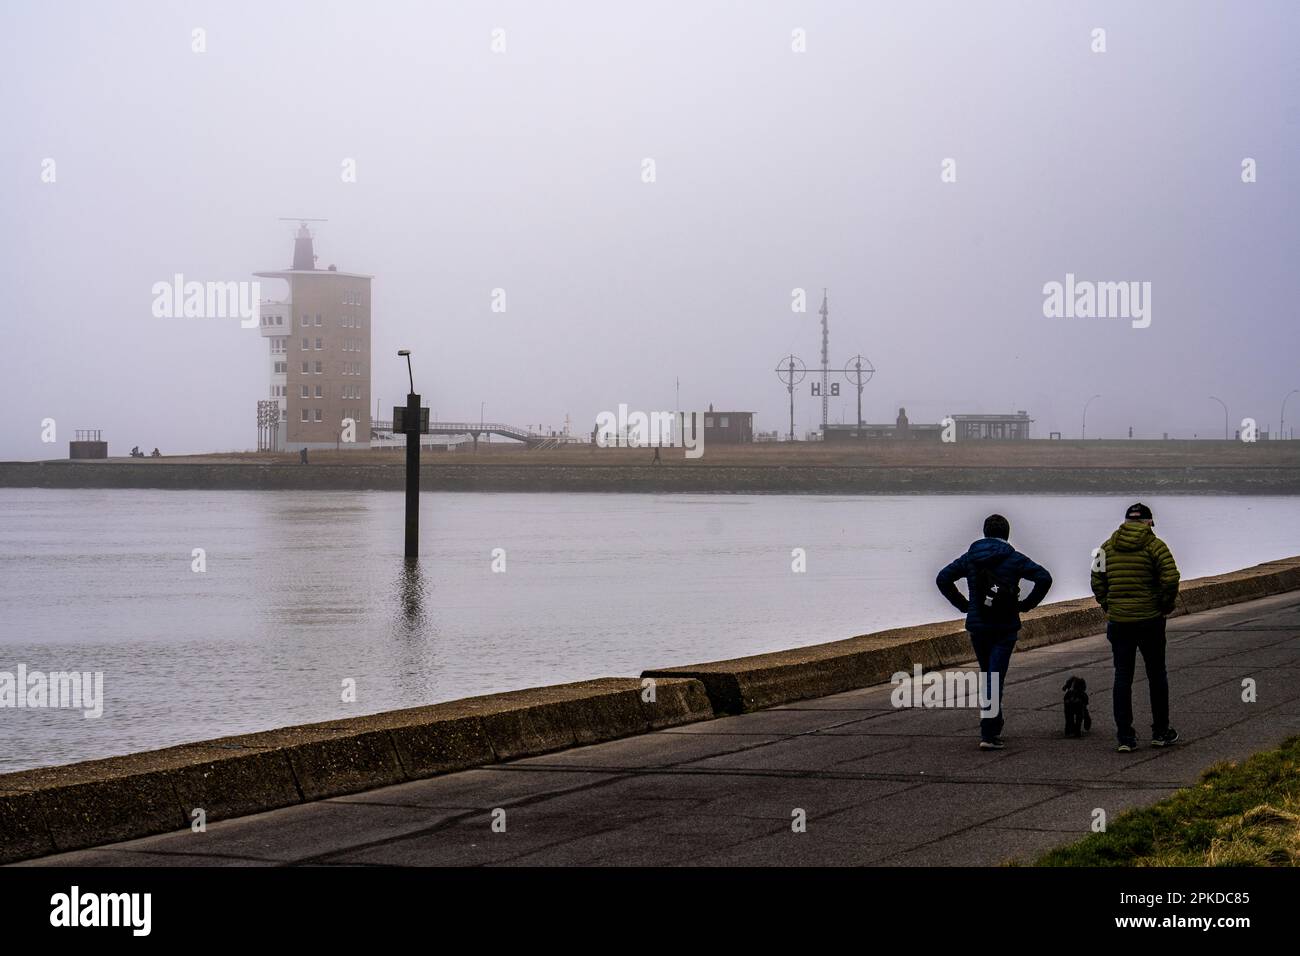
top-left (1107, 616), bottom-right (1170, 744)
top-left (970, 629), bottom-right (1017, 740)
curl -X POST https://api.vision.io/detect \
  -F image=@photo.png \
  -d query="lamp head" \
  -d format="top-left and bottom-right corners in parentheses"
top-left (397, 349), bottom-right (410, 357)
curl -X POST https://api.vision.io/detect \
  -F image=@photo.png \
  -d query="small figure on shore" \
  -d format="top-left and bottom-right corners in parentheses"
top-left (651, 445), bottom-right (661, 465)
top-left (150, 447), bottom-right (160, 457)
top-left (299, 447), bottom-right (309, 465)
top-left (1092, 502), bottom-right (1181, 752)
top-left (936, 514), bottom-right (1053, 750)
top-left (129, 445), bottom-right (143, 458)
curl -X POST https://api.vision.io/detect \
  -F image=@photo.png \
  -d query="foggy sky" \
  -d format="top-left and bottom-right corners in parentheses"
top-left (2, 0), bottom-right (1297, 458)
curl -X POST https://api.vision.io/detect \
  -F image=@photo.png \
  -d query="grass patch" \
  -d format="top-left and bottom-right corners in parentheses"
top-left (1036, 736), bottom-right (1300, 866)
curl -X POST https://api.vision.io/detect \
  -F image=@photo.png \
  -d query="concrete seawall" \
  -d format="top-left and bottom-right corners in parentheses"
top-left (0, 678), bottom-right (712, 864)
top-left (3, 460), bottom-right (1300, 494)
top-left (2, 555), bottom-right (1298, 863)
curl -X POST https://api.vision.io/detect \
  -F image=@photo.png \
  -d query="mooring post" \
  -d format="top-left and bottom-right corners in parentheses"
top-left (404, 390), bottom-right (420, 558)
top-left (398, 349), bottom-right (421, 560)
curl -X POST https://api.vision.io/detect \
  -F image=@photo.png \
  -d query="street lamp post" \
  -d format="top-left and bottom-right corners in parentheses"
top-left (399, 350), bottom-right (420, 559)
top-left (1209, 396), bottom-right (1229, 440)
top-left (1082, 394), bottom-right (1101, 440)
top-left (1282, 389), bottom-right (1298, 441)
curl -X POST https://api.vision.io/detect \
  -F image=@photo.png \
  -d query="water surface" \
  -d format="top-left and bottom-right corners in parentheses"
top-left (2, 489), bottom-right (1296, 771)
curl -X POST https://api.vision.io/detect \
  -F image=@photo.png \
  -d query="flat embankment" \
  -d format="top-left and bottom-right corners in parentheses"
top-left (3, 441), bottom-right (1300, 493)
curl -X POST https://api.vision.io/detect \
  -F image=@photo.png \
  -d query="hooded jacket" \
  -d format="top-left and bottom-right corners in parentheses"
top-left (1091, 521), bottom-right (1180, 622)
top-left (936, 537), bottom-right (1053, 634)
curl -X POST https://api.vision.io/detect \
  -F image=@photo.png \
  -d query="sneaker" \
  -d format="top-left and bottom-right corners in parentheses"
top-left (1151, 728), bottom-right (1180, 747)
top-left (979, 737), bottom-right (1005, 750)
top-left (1116, 741), bottom-right (1137, 753)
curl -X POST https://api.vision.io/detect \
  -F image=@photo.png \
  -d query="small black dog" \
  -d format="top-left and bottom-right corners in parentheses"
top-left (1062, 676), bottom-right (1092, 737)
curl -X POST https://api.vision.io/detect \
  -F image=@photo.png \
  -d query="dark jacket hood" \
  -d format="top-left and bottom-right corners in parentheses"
top-left (1110, 521), bottom-right (1154, 553)
top-left (967, 537), bottom-right (1015, 565)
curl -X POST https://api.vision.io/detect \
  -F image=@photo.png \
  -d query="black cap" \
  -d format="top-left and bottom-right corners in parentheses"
top-left (1126, 502), bottom-right (1153, 521)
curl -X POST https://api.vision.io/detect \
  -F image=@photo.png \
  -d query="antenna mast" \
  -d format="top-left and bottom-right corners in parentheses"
top-left (819, 289), bottom-right (830, 434)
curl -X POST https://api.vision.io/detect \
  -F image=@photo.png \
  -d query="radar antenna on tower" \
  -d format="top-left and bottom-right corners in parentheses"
top-left (278, 218), bottom-right (329, 270)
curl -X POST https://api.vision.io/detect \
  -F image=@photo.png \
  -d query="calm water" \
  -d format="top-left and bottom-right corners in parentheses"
top-left (2, 489), bottom-right (1298, 772)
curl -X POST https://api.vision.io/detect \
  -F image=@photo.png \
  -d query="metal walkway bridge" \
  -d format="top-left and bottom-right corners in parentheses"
top-left (371, 420), bottom-right (581, 449)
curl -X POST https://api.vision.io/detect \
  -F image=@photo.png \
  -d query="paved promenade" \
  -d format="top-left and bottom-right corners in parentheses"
top-left (22, 592), bottom-right (1300, 866)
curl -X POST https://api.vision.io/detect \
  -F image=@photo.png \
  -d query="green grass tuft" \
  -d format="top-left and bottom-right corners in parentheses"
top-left (1035, 736), bottom-right (1300, 867)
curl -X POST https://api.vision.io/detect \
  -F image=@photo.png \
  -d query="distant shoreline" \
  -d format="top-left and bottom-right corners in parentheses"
top-left (3, 460), bottom-right (1298, 495)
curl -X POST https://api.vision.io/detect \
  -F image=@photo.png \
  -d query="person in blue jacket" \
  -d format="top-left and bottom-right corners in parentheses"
top-left (935, 514), bottom-right (1053, 749)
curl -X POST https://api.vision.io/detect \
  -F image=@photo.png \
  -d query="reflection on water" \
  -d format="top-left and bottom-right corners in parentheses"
top-left (395, 557), bottom-right (430, 636)
top-left (1, 488), bottom-right (1298, 772)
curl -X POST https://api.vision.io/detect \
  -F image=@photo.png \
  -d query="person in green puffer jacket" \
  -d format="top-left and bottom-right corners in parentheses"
top-left (1091, 502), bottom-right (1181, 752)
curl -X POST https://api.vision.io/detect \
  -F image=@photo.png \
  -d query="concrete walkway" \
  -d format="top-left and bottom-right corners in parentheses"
top-left (21, 592), bottom-right (1300, 867)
